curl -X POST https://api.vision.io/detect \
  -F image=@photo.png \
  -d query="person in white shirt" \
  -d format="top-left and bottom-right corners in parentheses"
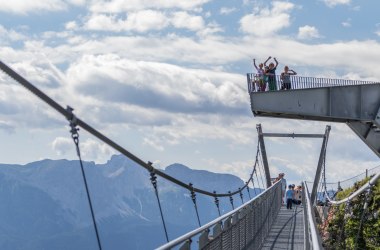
top-left (253, 58), bottom-right (266, 91)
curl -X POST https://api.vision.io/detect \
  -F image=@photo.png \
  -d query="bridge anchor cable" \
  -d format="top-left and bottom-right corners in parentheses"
top-left (67, 107), bottom-right (102, 250)
top-left (189, 183), bottom-right (201, 227)
top-left (149, 166), bottom-right (169, 242)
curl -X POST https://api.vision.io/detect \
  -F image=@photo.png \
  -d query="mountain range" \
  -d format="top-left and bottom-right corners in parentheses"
top-left (0, 154), bottom-right (260, 250)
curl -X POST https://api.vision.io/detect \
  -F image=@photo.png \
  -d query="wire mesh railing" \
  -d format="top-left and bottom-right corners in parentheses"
top-left (156, 180), bottom-right (283, 250)
top-left (246, 73), bottom-right (380, 93)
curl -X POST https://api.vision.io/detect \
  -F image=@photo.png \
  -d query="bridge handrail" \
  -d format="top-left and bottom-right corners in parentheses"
top-left (156, 180), bottom-right (282, 250)
top-left (303, 181), bottom-right (323, 250)
top-left (325, 171), bottom-right (380, 206)
top-left (246, 73), bottom-right (380, 93)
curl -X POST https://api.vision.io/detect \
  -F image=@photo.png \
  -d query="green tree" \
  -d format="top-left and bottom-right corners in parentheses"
top-left (323, 177), bottom-right (380, 250)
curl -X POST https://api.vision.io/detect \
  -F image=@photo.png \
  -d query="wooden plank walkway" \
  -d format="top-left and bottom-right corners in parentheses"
top-left (260, 205), bottom-right (304, 250)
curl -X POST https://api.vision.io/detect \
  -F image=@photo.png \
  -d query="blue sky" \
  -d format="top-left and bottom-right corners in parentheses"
top-left (0, 0), bottom-right (379, 186)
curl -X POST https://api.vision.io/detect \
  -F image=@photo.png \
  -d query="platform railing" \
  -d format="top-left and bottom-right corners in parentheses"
top-left (156, 181), bottom-right (282, 250)
top-left (247, 73), bottom-right (380, 93)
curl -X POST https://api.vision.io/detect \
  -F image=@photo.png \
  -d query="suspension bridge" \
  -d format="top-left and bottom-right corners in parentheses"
top-left (0, 60), bottom-right (379, 249)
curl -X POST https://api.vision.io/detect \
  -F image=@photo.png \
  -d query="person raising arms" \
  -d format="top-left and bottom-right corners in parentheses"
top-left (253, 58), bottom-right (266, 91)
top-left (264, 56), bottom-right (279, 91)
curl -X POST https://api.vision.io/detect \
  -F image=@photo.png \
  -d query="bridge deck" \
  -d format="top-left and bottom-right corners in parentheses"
top-left (261, 205), bottom-right (304, 250)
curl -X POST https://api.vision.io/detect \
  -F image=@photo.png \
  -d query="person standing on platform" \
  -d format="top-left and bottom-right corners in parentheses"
top-left (280, 66), bottom-right (297, 90)
top-left (264, 56), bottom-right (279, 91)
top-left (253, 58), bottom-right (266, 91)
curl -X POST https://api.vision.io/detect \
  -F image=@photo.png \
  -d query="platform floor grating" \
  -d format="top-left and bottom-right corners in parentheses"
top-left (260, 205), bottom-right (304, 250)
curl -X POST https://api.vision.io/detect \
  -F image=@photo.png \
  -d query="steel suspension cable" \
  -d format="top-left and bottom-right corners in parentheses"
top-left (67, 113), bottom-right (102, 250)
top-left (189, 183), bottom-right (201, 227)
top-left (316, 165), bottom-right (380, 189)
top-left (251, 178), bottom-right (258, 196)
top-left (228, 191), bottom-right (235, 210)
top-left (254, 166), bottom-right (263, 191)
top-left (213, 191), bottom-right (221, 217)
top-left (256, 152), bottom-right (266, 189)
top-left (325, 171), bottom-right (380, 205)
top-left (1, 59), bottom-right (272, 248)
top-left (245, 182), bottom-right (251, 199)
top-left (149, 169), bottom-right (169, 242)
top-left (318, 176), bottom-right (325, 204)
top-left (0, 60), bottom-right (265, 199)
top-left (250, 141), bottom-right (261, 194)
top-left (239, 188), bottom-right (244, 204)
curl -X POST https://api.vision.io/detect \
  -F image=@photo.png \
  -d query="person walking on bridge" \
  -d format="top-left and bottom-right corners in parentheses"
top-left (286, 185), bottom-right (295, 209)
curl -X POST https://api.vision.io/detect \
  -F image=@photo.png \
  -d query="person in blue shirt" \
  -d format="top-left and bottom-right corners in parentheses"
top-left (286, 185), bottom-right (295, 209)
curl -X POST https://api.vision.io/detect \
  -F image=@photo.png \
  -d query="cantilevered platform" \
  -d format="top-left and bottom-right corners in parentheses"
top-left (247, 74), bottom-right (380, 158)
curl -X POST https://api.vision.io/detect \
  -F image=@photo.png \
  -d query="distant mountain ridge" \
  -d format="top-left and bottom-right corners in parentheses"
top-left (0, 154), bottom-right (260, 250)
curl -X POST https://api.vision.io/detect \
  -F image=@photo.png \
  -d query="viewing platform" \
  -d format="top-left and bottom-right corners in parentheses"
top-left (247, 74), bottom-right (380, 157)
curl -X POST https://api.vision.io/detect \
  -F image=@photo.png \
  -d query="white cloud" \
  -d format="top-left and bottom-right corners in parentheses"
top-left (1, 1), bottom-right (380, 173)
top-left (376, 23), bottom-right (380, 37)
top-left (0, 120), bottom-right (15, 133)
top-left (67, 0), bottom-right (85, 5)
top-left (196, 22), bottom-right (223, 37)
top-left (342, 19), bottom-right (351, 27)
top-left (239, 1), bottom-right (295, 36)
top-left (220, 7), bottom-right (237, 15)
top-left (85, 11), bottom-right (169, 32)
top-left (52, 137), bottom-right (72, 155)
top-left (297, 25), bottom-right (321, 39)
top-left (125, 10), bottom-right (170, 32)
top-left (143, 136), bottom-right (165, 151)
top-left (84, 11), bottom-right (208, 33)
top-left (171, 11), bottom-right (205, 31)
top-left (52, 137), bottom-right (115, 163)
top-left (0, 0), bottom-right (69, 14)
top-left (0, 25), bottom-right (27, 44)
top-left (89, 0), bottom-right (211, 13)
top-left (65, 21), bottom-right (78, 30)
top-left (323, 0), bottom-right (351, 8)
top-left (65, 54), bottom-right (247, 114)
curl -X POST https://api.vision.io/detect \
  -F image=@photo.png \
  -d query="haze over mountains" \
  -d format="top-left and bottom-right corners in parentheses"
top-left (0, 154), bottom-right (259, 250)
